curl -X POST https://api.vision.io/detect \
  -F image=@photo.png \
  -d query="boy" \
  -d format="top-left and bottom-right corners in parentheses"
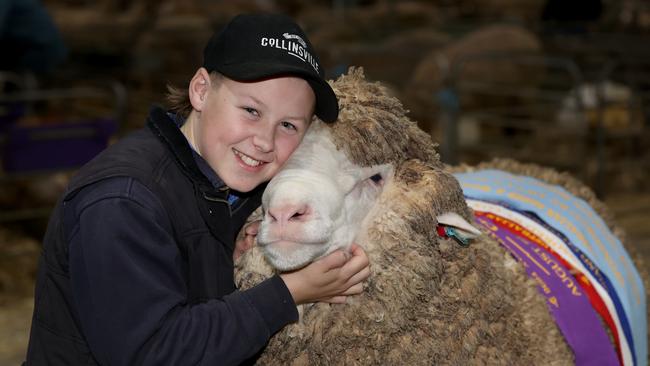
top-left (25, 13), bottom-right (370, 365)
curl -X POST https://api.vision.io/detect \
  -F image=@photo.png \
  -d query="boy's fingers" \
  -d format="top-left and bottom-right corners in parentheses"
top-left (243, 235), bottom-right (255, 250)
top-left (318, 250), bottom-right (349, 270)
top-left (245, 221), bottom-right (261, 236)
top-left (341, 250), bottom-right (369, 278)
top-left (342, 283), bottom-right (364, 296)
top-left (349, 243), bottom-right (363, 255)
top-left (349, 244), bottom-right (368, 263)
top-left (347, 266), bottom-right (371, 287)
top-left (321, 295), bottom-right (347, 304)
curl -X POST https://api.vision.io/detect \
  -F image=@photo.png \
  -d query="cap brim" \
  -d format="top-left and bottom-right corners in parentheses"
top-left (215, 62), bottom-right (339, 123)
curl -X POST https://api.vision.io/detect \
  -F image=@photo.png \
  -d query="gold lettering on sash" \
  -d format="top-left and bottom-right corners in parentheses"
top-left (483, 229), bottom-right (528, 267)
top-left (547, 208), bottom-right (631, 298)
top-left (532, 246), bottom-right (583, 297)
top-left (476, 217), bottom-right (498, 232)
top-left (571, 212), bottom-right (638, 303)
top-left (507, 192), bottom-right (545, 209)
top-left (504, 236), bottom-right (550, 275)
top-left (551, 198), bottom-right (568, 210)
top-left (464, 183), bottom-right (491, 192)
top-left (529, 179), bottom-right (572, 202)
top-left (620, 253), bottom-right (642, 304)
top-left (535, 188), bottom-right (638, 302)
top-left (531, 272), bottom-right (559, 308)
top-left (470, 181), bottom-right (641, 305)
top-left (527, 189), bottom-right (546, 199)
top-left (580, 253), bottom-right (598, 274)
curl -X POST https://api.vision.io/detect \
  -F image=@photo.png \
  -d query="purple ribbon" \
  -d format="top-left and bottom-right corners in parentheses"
top-left (475, 215), bottom-right (620, 366)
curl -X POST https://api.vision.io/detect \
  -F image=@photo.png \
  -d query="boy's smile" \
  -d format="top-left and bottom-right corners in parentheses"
top-left (183, 70), bottom-right (316, 193)
top-left (233, 148), bottom-right (267, 169)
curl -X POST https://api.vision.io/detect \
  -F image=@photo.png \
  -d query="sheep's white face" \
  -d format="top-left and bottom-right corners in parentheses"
top-left (257, 121), bottom-right (393, 271)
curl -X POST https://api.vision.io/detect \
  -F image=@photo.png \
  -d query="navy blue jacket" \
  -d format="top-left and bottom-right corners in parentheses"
top-left (25, 106), bottom-right (298, 365)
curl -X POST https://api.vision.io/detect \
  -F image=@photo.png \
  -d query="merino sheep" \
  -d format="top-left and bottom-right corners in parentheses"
top-left (235, 68), bottom-right (648, 365)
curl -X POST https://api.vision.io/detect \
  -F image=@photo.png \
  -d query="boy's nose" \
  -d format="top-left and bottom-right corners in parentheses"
top-left (253, 126), bottom-right (274, 152)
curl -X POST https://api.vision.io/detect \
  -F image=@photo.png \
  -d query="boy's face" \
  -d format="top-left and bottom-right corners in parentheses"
top-left (191, 74), bottom-right (315, 192)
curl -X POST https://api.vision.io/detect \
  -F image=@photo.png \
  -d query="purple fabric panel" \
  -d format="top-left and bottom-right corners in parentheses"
top-left (3, 118), bottom-right (116, 172)
top-left (475, 214), bottom-right (619, 366)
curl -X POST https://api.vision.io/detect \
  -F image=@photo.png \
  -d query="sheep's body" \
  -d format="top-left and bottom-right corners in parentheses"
top-left (235, 69), bottom-right (647, 365)
top-left (239, 159), bottom-right (573, 365)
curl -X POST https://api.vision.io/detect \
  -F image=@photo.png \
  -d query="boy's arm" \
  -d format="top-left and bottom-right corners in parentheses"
top-left (67, 177), bottom-right (297, 366)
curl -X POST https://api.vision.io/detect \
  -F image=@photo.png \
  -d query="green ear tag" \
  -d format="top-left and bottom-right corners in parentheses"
top-left (445, 227), bottom-right (471, 247)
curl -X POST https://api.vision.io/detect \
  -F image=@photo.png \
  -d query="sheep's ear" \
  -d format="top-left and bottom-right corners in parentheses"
top-left (437, 212), bottom-right (482, 238)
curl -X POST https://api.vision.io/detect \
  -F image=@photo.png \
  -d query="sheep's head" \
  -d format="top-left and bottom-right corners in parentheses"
top-left (256, 68), bottom-right (475, 271)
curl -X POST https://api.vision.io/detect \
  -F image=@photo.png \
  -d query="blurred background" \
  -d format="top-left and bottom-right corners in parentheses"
top-left (1, 0), bottom-right (650, 363)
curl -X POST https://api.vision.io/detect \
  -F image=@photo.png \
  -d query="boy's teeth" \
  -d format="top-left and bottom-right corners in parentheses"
top-left (235, 150), bottom-right (262, 167)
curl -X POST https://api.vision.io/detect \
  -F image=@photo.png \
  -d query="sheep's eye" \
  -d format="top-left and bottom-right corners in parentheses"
top-left (369, 174), bottom-right (383, 184)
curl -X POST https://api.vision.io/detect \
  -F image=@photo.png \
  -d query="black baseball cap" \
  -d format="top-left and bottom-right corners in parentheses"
top-left (203, 13), bottom-right (339, 123)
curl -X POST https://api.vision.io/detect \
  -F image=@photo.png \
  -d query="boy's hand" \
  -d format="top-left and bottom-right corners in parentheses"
top-left (280, 243), bottom-right (370, 305)
top-left (234, 220), bottom-right (260, 261)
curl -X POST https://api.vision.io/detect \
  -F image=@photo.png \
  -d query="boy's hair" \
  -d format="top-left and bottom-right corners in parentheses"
top-left (166, 72), bottom-right (224, 119)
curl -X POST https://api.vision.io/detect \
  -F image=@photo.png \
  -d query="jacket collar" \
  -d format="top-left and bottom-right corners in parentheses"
top-left (146, 105), bottom-right (218, 192)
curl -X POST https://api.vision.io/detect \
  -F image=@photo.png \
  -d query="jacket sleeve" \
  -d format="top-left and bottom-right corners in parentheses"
top-left (67, 177), bottom-right (298, 366)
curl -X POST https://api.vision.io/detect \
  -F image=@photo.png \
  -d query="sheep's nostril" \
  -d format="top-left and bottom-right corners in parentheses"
top-left (267, 208), bottom-right (281, 223)
top-left (289, 207), bottom-right (308, 221)
top-left (267, 204), bottom-right (310, 225)
top-left (289, 207), bottom-right (309, 221)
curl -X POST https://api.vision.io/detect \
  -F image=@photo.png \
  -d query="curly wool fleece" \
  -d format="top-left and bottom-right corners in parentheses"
top-left (236, 68), bottom-right (648, 365)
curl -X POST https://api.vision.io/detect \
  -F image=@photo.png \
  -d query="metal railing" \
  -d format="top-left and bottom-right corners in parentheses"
top-left (437, 48), bottom-right (650, 198)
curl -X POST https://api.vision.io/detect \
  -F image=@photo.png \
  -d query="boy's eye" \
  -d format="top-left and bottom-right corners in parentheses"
top-left (243, 107), bottom-right (259, 117)
top-left (281, 121), bottom-right (297, 131)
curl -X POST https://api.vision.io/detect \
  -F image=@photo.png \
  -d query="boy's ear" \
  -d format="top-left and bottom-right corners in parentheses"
top-left (189, 68), bottom-right (210, 111)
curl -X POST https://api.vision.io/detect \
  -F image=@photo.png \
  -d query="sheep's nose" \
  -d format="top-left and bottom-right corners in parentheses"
top-left (267, 203), bottom-right (312, 226)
